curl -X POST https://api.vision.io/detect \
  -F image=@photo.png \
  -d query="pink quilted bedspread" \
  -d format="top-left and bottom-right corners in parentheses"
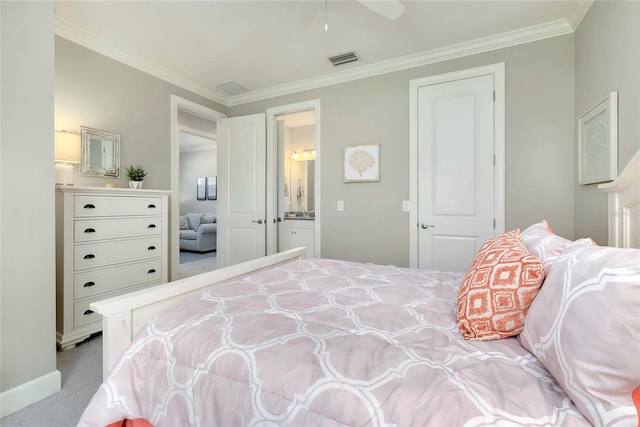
top-left (79, 259), bottom-right (588, 426)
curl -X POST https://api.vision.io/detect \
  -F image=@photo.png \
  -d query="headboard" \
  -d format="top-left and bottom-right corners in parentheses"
top-left (599, 148), bottom-right (640, 248)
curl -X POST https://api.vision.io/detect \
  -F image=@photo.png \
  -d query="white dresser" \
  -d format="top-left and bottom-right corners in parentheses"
top-left (55, 186), bottom-right (171, 350)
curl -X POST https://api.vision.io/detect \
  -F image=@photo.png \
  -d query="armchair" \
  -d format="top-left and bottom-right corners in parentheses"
top-left (179, 212), bottom-right (216, 253)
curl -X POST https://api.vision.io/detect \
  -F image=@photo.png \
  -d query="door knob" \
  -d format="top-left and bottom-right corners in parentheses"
top-left (252, 219), bottom-right (264, 224)
top-left (420, 223), bottom-right (435, 229)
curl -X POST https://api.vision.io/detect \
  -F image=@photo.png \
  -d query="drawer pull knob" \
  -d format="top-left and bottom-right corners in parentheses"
top-left (83, 309), bottom-right (94, 316)
top-left (83, 254), bottom-right (95, 260)
top-left (147, 224), bottom-right (156, 229)
top-left (84, 204), bottom-right (96, 209)
top-left (148, 269), bottom-right (156, 274)
top-left (84, 228), bottom-right (96, 233)
top-left (147, 204), bottom-right (156, 209)
top-left (83, 281), bottom-right (95, 288)
top-left (147, 246), bottom-right (156, 251)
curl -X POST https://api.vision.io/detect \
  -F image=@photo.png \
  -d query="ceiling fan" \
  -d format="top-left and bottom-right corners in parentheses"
top-left (293, 0), bottom-right (405, 32)
top-left (356, 0), bottom-right (405, 20)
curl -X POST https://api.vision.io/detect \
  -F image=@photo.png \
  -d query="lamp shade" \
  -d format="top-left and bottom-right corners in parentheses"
top-left (55, 131), bottom-right (81, 163)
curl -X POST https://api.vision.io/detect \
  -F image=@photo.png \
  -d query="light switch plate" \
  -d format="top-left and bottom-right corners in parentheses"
top-left (402, 201), bottom-right (410, 212)
top-left (337, 200), bottom-right (344, 211)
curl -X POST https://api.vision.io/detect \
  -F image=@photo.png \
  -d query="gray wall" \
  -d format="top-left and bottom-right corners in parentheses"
top-left (55, 37), bottom-right (227, 190)
top-left (230, 35), bottom-right (576, 266)
top-left (179, 148), bottom-right (217, 215)
top-left (574, 0), bottom-right (640, 245)
top-left (1, 0), bottom-right (58, 401)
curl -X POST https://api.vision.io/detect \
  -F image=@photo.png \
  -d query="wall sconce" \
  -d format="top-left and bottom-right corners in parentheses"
top-left (55, 131), bottom-right (81, 185)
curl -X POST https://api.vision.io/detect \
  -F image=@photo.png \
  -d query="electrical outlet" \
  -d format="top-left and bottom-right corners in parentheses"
top-left (402, 201), bottom-right (410, 212)
top-left (337, 200), bottom-right (344, 211)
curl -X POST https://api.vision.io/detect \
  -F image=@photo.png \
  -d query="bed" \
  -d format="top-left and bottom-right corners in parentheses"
top-left (79, 149), bottom-right (640, 427)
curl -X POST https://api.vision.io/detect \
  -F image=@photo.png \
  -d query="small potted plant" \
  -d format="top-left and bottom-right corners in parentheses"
top-left (125, 165), bottom-right (147, 189)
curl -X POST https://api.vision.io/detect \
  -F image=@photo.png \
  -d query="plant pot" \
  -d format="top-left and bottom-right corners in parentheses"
top-left (129, 180), bottom-right (143, 189)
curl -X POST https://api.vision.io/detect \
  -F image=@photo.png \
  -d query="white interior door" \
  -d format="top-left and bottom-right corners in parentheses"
top-left (417, 75), bottom-right (495, 272)
top-left (217, 113), bottom-right (266, 268)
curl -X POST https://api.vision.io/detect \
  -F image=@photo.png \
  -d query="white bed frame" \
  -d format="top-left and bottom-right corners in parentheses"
top-left (92, 149), bottom-right (640, 379)
top-left (599, 148), bottom-right (640, 248)
top-left (91, 247), bottom-right (307, 377)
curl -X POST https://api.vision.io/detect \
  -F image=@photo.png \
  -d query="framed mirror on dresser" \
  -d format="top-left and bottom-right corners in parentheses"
top-left (80, 126), bottom-right (121, 178)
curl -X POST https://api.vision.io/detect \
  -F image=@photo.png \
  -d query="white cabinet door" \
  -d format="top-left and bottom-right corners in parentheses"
top-left (283, 220), bottom-right (314, 258)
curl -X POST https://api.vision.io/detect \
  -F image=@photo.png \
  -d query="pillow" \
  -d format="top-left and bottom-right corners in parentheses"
top-left (178, 215), bottom-right (189, 230)
top-left (519, 243), bottom-right (640, 426)
top-left (201, 213), bottom-right (216, 224)
top-left (520, 220), bottom-right (574, 270)
top-left (185, 213), bottom-right (203, 230)
top-left (457, 229), bottom-right (546, 340)
top-left (633, 387), bottom-right (640, 423)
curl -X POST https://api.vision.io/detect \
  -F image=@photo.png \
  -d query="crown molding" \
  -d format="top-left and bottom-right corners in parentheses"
top-left (56, 17), bottom-right (574, 108)
top-left (566, 0), bottom-right (595, 31)
top-left (54, 20), bottom-right (230, 106)
top-left (226, 19), bottom-right (573, 106)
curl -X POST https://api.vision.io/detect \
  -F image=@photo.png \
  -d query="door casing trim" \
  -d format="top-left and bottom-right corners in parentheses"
top-left (408, 63), bottom-right (505, 268)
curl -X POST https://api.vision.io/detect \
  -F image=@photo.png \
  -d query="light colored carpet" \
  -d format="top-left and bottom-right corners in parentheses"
top-left (180, 250), bottom-right (216, 264)
top-left (0, 334), bottom-right (102, 427)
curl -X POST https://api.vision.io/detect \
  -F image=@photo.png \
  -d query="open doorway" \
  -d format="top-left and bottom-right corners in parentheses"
top-left (170, 95), bottom-right (227, 280)
top-left (276, 110), bottom-right (316, 258)
top-left (266, 99), bottom-right (321, 258)
top-left (177, 129), bottom-right (218, 278)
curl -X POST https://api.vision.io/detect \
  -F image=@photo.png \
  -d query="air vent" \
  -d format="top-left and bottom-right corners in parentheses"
top-left (328, 51), bottom-right (359, 66)
top-left (216, 81), bottom-right (249, 96)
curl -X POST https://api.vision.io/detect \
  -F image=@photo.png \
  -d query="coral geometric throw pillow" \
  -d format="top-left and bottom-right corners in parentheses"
top-left (457, 229), bottom-right (546, 341)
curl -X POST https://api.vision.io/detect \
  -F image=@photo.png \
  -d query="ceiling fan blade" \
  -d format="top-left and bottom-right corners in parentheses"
top-left (291, 0), bottom-right (321, 32)
top-left (357, 0), bottom-right (405, 20)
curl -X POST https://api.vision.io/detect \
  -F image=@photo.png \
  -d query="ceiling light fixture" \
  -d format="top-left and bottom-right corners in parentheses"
top-left (292, 148), bottom-right (315, 161)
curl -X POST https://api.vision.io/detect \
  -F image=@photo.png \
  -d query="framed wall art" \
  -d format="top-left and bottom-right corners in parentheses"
top-left (196, 177), bottom-right (206, 200)
top-left (578, 91), bottom-right (618, 185)
top-left (344, 144), bottom-right (380, 183)
top-left (206, 176), bottom-right (217, 200)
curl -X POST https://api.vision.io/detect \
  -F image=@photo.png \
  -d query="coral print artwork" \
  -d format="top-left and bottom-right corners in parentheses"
top-left (344, 144), bottom-right (380, 182)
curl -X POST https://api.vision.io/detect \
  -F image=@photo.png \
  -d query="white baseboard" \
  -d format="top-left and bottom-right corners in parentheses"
top-left (0, 370), bottom-right (61, 418)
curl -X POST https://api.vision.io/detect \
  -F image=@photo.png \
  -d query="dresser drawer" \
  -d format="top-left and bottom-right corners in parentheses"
top-left (74, 237), bottom-right (162, 270)
top-left (74, 259), bottom-right (163, 299)
top-left (75, 217), bottom-right (162, 242)
top-left (73, 279), bottom-right (163, 329)
top-left (73, 299), bottom-right (102, 328)
top-left (74, 195), bottom-right (162, 217)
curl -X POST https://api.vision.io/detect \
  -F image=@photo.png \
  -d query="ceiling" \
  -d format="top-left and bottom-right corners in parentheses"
top-left (179, 131), bottom-right (216, 153)
top-left (54, 0), bottom-right (593, 107)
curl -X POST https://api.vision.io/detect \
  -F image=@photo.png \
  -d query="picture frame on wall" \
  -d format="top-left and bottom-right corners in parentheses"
top-left (196, 177), bottom-right (206, 200)
top-left (578, 91), bottom-right (618, 185)
top-left (344, 144), bottom-right (380, 183)
top-left (206, 176), bottom-right (217, 200)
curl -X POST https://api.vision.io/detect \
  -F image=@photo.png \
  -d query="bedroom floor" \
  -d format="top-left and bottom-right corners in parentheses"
top-left (0, 334), bottom-right (102, 427)
top-left (177, 251), bottom-right (218, 279)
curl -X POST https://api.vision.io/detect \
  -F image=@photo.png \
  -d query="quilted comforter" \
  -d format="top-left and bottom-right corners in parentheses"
top-left (79, 258), bottom-right (588, 426)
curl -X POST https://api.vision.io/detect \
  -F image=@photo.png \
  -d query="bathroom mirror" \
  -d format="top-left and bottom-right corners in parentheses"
top-left (80, 126), bottom-right (120, 177)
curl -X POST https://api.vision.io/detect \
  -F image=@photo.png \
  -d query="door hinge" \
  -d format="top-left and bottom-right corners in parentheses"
top-left (493, 155), bottom-right (496, 165)
top-left (493, 219), bottom-right (496, 229)
top-left (493, 91), bottom-right (495, 101)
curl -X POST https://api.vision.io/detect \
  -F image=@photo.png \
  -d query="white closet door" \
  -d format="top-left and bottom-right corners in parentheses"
top-left (418, 75), bottom-right (495, 272)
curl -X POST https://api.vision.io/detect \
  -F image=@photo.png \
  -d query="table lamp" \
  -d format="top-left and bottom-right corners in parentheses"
top-left (55, 131), bottom-right (81, 185)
